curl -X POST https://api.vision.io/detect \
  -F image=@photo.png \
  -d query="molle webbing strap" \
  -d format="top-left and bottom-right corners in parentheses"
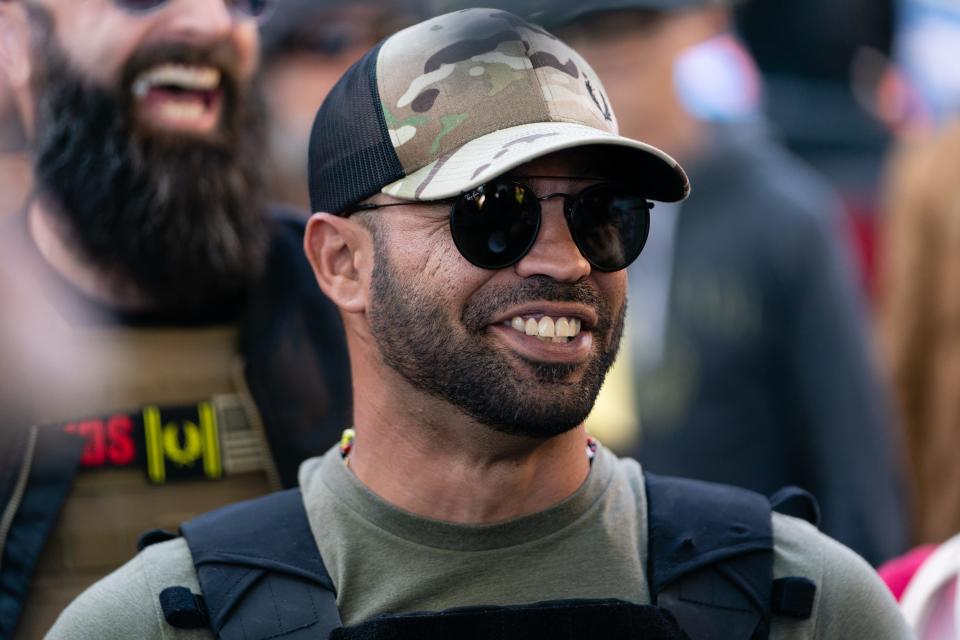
top-left (332, 599), bottom-right (691, 640)
top-left (769, 486), bottom-right (821, 528)
top-left (159, 586), bottom-right (208, 629)
top-left (181, 489), bottom-right (341, 639)
top-left (644, 472), bottom-right (775, 640)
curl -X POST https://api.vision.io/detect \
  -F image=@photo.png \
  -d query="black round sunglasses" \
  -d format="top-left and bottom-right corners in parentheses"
top-left (346, 177), bottom-right (654, 272)
top-left (113, 0), bottom-right (271, 18)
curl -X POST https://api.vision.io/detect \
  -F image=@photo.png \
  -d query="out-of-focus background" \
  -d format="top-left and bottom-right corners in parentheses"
top-left (2, 0), bottom-right (960, 635)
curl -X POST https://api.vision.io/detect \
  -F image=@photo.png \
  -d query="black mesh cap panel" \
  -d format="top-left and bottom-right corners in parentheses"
top-left (308, 41), bottom-right (405, 214)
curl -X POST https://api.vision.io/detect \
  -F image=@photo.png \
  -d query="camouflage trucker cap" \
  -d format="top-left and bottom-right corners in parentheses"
top-left (423, 0), bottom-right (731, 31)
top-left (308, 8), bottom-right (690, 214)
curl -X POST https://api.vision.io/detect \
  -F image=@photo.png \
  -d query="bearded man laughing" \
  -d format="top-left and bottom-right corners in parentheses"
top-left (0, 2), bottom-right (350, 637)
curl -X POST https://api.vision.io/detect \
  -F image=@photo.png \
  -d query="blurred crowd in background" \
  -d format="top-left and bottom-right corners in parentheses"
top-left (2, 0), bottom-right (960, 637)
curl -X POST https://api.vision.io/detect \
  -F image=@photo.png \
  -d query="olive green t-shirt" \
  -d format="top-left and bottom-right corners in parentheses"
top-left (46, 446), bottom-right (912, 639)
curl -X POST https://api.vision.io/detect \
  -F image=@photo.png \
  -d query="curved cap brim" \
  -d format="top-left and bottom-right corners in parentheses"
top-left (381, 122), bottom-right (690, 204)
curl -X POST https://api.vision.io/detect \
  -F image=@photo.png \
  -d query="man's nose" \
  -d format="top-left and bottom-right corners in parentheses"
top-left (164, 0), bottom-right (235, 44)
top-left (513, 203), bottom-right (591, 282)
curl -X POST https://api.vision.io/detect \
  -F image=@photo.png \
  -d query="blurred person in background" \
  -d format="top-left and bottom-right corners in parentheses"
top-left (737, 0), bottom-right (900, 296)
top-left (736, 0), bottom-right (897, 298)
top-left (881, 124), bottom-right (960, 547)
top-left (429, 0), bottom-right (909, 565)
top-left (878, 1), bottom-right (960, 548)
top-left (0, 0), bottom-right (351, 637)
top-left (868, 5), bottom-right (960, 636)
top-left (258, 0), bottom-right (420, 212)
top-left (879, 530), bottom-right (960, 639)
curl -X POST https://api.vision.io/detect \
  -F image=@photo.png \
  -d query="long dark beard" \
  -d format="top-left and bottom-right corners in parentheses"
top-left (29, 9), bottom-right (269, 313)
top-left (368, 226), bottom-right (625, 439)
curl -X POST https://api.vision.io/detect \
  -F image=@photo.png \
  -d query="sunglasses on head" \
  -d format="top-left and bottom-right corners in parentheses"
top-left (113, 0), bottom-right (271, 18)
top-left (346, 177), bottom-right (654, 272)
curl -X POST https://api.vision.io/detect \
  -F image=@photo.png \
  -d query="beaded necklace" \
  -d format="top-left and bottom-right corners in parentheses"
top-left (339, 428), bottom-right (598, 463)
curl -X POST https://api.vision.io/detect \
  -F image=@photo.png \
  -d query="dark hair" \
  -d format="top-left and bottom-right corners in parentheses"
top-left (736, 0), bottom-right (895, 83)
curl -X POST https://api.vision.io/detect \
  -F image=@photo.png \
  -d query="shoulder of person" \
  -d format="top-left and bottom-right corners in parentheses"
top-left (697, 123), bottom-right (840, 222)
top-left (771, 513), bottom-right (913, 639)
top-left (45, 537), bottom-right (210, 640)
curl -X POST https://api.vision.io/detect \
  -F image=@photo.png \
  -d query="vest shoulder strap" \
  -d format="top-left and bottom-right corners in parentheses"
top-left (644, 472), bottom-right (775, 640)
top-left (180, 488), bottom-right (342, 640)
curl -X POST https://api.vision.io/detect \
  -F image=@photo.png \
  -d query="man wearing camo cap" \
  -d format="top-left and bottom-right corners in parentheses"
top-left (48, 9), bottom-right (910, 639)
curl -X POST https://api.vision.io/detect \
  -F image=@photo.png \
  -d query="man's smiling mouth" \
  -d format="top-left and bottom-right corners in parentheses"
top-left (131, 63), bottom-right (224, 134)
top-left (507, 315), bottom-right (583, 344)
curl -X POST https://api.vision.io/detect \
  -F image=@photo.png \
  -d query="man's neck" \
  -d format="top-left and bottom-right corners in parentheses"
top-left (347, 369), bottom-right (592, 524)
top-left (28, 197), bottom-right (150, 310)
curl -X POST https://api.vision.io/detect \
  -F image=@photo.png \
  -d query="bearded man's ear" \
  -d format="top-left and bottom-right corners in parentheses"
top-left (0, 2), bottom-right (35, 140)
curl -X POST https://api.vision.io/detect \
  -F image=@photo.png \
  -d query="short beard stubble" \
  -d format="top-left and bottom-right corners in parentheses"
top-left (367, 222), bottom-right (626, 440)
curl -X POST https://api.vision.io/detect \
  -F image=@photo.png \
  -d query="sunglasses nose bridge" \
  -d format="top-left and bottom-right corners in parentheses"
top-left (513, 200), bottom-right (592, 282)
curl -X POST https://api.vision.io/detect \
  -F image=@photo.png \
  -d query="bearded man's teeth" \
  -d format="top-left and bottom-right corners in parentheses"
top-left (158, 101), bottom-right (206, 120)
top-left (132, 64), bottom-right (222, 98)
top-left (508, 315), bottom-right (583, 343)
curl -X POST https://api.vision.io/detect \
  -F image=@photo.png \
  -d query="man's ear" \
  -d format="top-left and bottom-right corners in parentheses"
top-left (304, 213), bottom-right (374, 314)
top-left (0, 2), bottom-right (34, 136)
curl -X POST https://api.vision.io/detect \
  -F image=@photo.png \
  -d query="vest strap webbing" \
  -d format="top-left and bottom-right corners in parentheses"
top-left (645, 472), bottom-right (775, 640)
top-left (176, 474), bottom-right (815, 639)
top-left (180, 489), bottom-right (341, 639)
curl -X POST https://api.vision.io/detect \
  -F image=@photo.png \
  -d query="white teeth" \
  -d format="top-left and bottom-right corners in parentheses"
top-left (509, 315), bottom-right (583, 342)
top-left (157, 100), bottom-right (206, 121)
top-left (524, 318), bottom-right (538, 336)
top-left (132, 64), bottom-right (222, 98)
top-left (538, 317), bottom-right (555, 338)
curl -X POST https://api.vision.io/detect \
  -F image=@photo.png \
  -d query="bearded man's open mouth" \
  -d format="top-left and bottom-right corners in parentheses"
top-left (122, 43), bottom-right (244, 142)
top-left (131, 63), bottom-right (225, 136)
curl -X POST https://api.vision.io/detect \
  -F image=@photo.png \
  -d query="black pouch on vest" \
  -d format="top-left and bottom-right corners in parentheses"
top-left (331, 599), bottom-right (690, 640)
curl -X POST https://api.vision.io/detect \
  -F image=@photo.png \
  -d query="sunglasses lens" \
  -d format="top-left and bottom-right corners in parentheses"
top-left (450, 180), bottom-right (541, 269)
top-left (569, 184), bottom-right (651, 271)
